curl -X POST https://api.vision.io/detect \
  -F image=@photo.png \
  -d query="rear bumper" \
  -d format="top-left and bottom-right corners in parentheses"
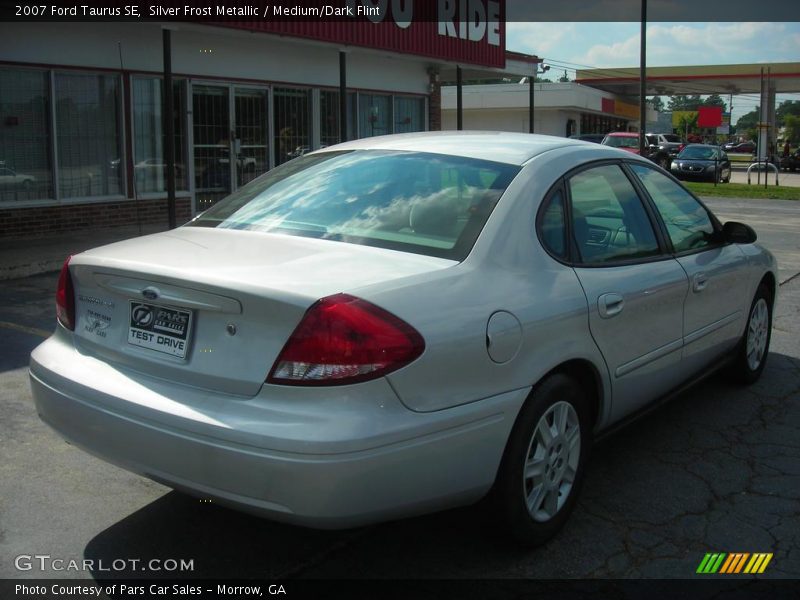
top-left (30, 333), bottom-right (526, 528)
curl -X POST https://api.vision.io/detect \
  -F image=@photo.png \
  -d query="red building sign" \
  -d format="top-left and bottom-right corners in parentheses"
top-left (217, 0), bottom-right (506, 68)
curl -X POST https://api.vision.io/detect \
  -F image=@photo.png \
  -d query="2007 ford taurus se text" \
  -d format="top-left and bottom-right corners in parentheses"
top-left (30, 132), bottom-right (777, 545)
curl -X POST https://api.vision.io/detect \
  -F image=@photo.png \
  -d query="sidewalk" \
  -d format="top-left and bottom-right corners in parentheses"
top-left (0, 224), bottom-right (169, 281)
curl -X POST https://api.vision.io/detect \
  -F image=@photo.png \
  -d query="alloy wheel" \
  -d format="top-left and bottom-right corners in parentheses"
top-left (522, 401), bottom-right (581, 522)
top-left (746, 298), bottom-right (769, 371)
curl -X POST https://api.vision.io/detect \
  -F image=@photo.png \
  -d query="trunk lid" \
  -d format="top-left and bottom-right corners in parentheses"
top-left (69, 228), bottom-right (454, 396)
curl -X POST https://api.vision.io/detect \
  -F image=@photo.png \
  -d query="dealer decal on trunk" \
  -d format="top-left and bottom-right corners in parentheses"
top-left (128, 302), bottom-right (192, 358)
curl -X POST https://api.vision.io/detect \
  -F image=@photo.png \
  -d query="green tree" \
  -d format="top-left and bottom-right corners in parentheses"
top-left (736, 106), bottom-right (761, 131)
top-left (668, 94), bottom-right (702, 111)
top-left (676, 111), bottom-right (699, 137)
top-left (784, 114), bottom-right (800, 144)
top-left (701, 94), bottom-right (727, 112)
top-left (648, 96), bottom-right (665, 112)
top-left (558, 70), bottom-right (570, 83)
top-left (776, 100), bottom-right (800, 126)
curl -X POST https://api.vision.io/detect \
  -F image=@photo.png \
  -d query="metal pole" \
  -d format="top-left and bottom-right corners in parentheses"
top-left (163, 28), bottom-right (176, 229)
top-left (339, 51), bottom-right (347, 143)
top-left (456, 66), bottom-right (463, 131)
top-left (639, 0), bottom-right (647, 155)
top-left (529, 72), bottom-right (534, 134)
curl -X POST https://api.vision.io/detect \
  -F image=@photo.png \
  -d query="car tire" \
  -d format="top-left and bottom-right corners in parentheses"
top-left (491, 373), bottom-right (591, 546)
top-left (730, 283), bottom-right (773, 385)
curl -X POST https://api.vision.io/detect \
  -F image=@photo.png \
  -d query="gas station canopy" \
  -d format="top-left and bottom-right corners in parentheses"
top-left (575, 63), bottom-right (800, 96)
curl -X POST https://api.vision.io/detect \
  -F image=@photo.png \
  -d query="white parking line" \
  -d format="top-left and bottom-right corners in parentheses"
top-left (0, 321), bottom-right (51, 338)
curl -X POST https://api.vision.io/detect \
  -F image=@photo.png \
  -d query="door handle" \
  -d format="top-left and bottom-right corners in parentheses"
top-left (692, 272), bottom-right (708, 292)
top-left (598, 293), bottom-right (624, 319)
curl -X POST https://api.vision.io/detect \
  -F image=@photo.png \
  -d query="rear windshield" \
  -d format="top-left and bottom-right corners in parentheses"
top-left (662, 134), bottom-right (681, 143)
top-left (602, 135), bottom-right (638, 149)
top-left (679, 146), bottom-right (718, 160)
top-left (189, 150), bottom-right (520, 260)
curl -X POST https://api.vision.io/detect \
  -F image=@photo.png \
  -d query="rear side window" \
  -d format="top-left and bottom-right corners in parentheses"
top-left (568, 164), bottom-right (661, 264)
top-left (190, 150), bottom-right (520, 260)
top-left (630, 164), bottom-right (716, 253)
top-left (538, 189), bottom-right (567, 259)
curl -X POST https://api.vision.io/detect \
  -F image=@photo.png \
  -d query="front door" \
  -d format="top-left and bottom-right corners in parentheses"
top-left (192, 84), bottom-right (269, 212)
top-left (628, 163), bottom-right (749, 372)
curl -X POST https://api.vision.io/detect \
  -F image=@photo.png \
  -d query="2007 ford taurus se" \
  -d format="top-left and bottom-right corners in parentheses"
top-left (30, 132), bottom-right (776, 545)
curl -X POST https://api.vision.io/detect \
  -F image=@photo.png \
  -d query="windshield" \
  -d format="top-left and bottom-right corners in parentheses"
top-left (678, 146), bottom-right (718, 160)
top-left (189, 150), bottom-right (520, 260)
top-left (603, 135), bottom-right (639, 149)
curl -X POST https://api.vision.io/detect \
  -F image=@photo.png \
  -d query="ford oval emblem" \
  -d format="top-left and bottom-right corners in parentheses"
top-left (142, 287), bottom-right (159, 301)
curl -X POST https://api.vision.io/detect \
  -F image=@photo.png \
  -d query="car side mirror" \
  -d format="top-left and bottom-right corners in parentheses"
top-left (722, 221), bottom-right (757, 244)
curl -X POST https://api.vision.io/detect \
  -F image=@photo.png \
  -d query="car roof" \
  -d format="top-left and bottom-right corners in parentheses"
top-left (312, 131), bottom-right (593, 166)
top-left (606, 132), bottom-right (638, 137)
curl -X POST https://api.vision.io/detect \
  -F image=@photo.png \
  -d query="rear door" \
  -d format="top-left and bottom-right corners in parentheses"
top-left (566, 163), bottom-right (689, 420)
top-left (628, 164), bottom-right (748, 372)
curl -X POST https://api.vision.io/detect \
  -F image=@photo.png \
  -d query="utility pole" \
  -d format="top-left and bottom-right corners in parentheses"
top-left (639, 0), bottom-right (647, 155)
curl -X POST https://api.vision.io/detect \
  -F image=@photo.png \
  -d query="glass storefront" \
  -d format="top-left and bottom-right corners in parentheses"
top-left (1, 65), bottom-right (427, 214)
top-left (0, 69), bottom-right (52, 203)
top-left (273, 87), bottom-right (311, 166)
top-left (55, 72), bottom-right (123, 198)
top-left (132, 77), bottom-right (187, 194)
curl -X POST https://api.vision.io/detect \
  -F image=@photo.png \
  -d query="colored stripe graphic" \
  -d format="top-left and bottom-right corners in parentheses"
top-left (698, 552), bottom-right (774, 574)
top-left (720, 553), bottom-right (749, 574)
top-left (697, 553), bottom-right (726, 574)
top-left (744, 553), bottom-right (774, 574)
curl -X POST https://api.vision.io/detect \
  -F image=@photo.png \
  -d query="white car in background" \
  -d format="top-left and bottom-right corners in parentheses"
top-left (0, 166), bottom-right (35, 189)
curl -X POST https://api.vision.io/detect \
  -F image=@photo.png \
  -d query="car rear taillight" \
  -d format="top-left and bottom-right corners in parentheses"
top-left (267, 293), bottom-right (425, 386)
top-left (678, 144), bottom-right (685, 153)
top-left (56, 256), bottom-right (75, 331)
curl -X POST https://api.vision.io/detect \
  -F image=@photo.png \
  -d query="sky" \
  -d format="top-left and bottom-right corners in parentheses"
top-left (505, 22), bottom-right (800, 124)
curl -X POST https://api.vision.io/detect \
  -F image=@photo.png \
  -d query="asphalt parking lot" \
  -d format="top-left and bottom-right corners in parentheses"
top-left (1, 197), bottom-right (798, 581)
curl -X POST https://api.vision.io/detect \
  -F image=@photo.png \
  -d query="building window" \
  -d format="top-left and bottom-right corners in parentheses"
top-left (393, 96), bottom-right (424, 134)
top-left (358, 93), bottom-right (391, 138)
top-left (132, 77), bottom-right (187, 194)
top-left (0, 68), bottom-right (53, 203)
top-left (274, 87), bottom-right (310, 165)
top-left (55, 72), bottom-right (123, 199)
top-left (319, 90), bottom-right (357, 147)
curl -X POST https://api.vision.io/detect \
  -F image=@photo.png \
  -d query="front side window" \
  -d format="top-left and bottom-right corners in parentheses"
top-left (189, 150), bottom-right (519, 260)
top-left (568, 164), bottom-right (661, 264)
top-left (630, 164), bottom-right (716, 253)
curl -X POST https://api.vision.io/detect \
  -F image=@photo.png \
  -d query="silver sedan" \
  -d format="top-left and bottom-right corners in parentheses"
top-left (30, 132), bottom-right (777, 545)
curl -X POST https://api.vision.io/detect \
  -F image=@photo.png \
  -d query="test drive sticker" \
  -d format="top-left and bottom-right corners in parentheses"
top-left (128, 302), bottom-right (192, 358)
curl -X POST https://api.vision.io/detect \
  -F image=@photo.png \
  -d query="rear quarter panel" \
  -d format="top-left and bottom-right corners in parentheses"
top-left (355, 148), bottom-right (613, 426)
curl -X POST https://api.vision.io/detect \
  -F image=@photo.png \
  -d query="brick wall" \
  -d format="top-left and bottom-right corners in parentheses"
top-left (0, 198), bottom-right (192, 239)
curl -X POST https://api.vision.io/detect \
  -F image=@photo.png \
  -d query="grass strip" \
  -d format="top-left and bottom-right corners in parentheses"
top-left (686, 182), bottom-right (800, 200)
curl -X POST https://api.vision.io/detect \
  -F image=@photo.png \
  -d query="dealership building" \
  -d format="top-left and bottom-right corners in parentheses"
top-left (441, 81), bottom-right (651, 137)
top-left (1, 8), bottom-right (540, 238)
